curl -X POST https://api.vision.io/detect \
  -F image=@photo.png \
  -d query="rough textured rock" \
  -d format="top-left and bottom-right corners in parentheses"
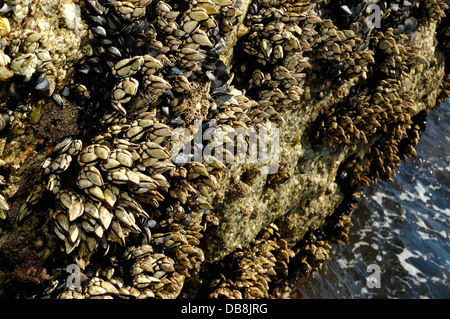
top-left (0, 0), bottom-right (449, 299)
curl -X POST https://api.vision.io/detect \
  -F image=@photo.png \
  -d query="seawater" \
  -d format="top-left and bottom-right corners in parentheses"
top-left (297, 98), bottom-right (450, 299)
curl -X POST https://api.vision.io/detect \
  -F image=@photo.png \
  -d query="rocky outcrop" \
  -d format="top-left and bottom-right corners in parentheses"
top-left (0, 0), bottom-right (449, 299)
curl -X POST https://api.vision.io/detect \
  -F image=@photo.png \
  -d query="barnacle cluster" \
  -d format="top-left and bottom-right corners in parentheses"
top-left (204, 223), bottom-right (295, 299)
top-left (4, 0), bottom-right (243, 298)
top-left (0, 1), bottom-right (88, 105)
top-left (314, 0), bottom-right (449, 191)
top-left (198, 0), bottom-right (448, 298)
top-left (203, 190), bottom-right (358, 299)
top-left (0, 0), bottom-right (448, 299)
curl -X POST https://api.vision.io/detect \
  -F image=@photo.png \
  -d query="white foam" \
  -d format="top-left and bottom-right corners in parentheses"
top-left (397, 248), bottom-right (427, 283)
top-left (439, 230), bottom-right (448, 239)
top-left (417, 230), bottom-right (434, 241)
top-left (398, 190), bottom-right (413, 202)
top-left (372, 191), bottom-right (387, 206)
top-left (431, 204), bottom-right (450, 217)
top-left (414, 182), bottom-right (431, 203)
top-left (415, 216), bottom-right (430, 231)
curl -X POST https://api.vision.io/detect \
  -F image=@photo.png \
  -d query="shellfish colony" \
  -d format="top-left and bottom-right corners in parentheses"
top-left (0, 0), bottom-right (449, 299)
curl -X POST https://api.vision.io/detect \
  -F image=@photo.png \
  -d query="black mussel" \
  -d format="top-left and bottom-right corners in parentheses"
top-left (0, 2), bottom-right (13, 14)
top-left (105, 60), bottom-right (114, 70)
top-left (122, 19), bottom-right (150, 34)
top-left (340, 5), bottom-right (353, 16)
top-left (209, 60), bottom-right (230, 89)
top-left (91, 65), bottom-right (106, 74)
top-left (390, 66), bottom-right (402, 78)
top-left (114, 35), bottom-right (125, 48)
top-left (202, 62), bottom-right (216, 72)
top-left (86, 56), bottom-right (102, 66)
top-left (208, 27), bottom-right (221, 45)
top-left (403, 17), bottom-right (418, 34)
top-left (180, 213), bottom-right (192, 226)
top-left (143, 219), bottom-right (157, 229)
top-left (106, 46), bottom-right (122, 59)
top-left (99, 38), bottom-right (113, 46)
top-left (214, 38), bottom-right (225, 55)
top-left (249, 0), bottom-right (259, 14)
top-left (362, 23), bottom-right (374, 36)
top-left (134, 33), bottom-right (149, 48)
top-left (351, 2), bottom-right (365, 17)
top-left (34, 73), bottom-right (50, 92)
top-left (390, 2), bottom-right (399, 12)
top-left (169, 93), bottom-right (185, 107)
top-left (93, 45), bottom-right (106, 56)
top-left (146, 45), bottom-right (161, 57)
top-left (78, 64), bottom-right (91, 75)
top-left (396, 24), bottom-right (405, 34)
top-left (207, 47), bottom-right (220, 59)
top-left (408, 30), bottom-right (418, 43)
top-left (212, 81), bottom-right (228, 94)
top-left (203, 118), bottom-right (217, 130)
top-left (211, 91), bottom-right (233, 103)
top-left (202, 48), bottom-right (220, 71)
top-left (91, 26), bottom-right (108, 38)
top-left (122, 34), bottom-right (137, 50)
top-left (377, 1), bottom-right (387, 10)
top-left (163, 89), bottom-right (174, 100)
top-left (403, 0), bottom-right (416, 9)
top-left (165, 66), bottom-right (183, 77)
top-left (61, 86), bottom-right (70, 97)
top-left (209, 75), bottom-right (228, 90)
top-left (106, 14), bottom-right (122, 35)
top-left (160, 89), bottom-right (175, 105)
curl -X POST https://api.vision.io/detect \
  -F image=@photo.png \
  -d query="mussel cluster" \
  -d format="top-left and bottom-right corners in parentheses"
top-left (0, 1), bottom-right (88, 115)
top-left (202, 223), bottom-right (296, 299)
top-left (7, 0), bottom-right (245, 299)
